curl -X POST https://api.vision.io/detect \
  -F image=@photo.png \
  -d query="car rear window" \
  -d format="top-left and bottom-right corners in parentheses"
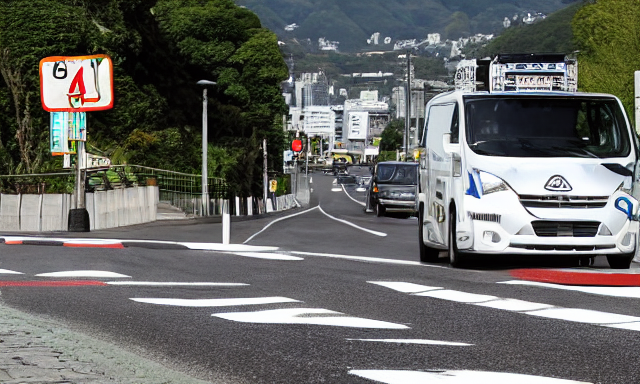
top-left (376, 164), bottom-right (418, 184)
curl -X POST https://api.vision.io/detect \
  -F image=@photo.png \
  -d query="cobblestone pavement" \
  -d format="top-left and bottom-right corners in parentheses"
top-left (0, 302), bottom-right (212, 384)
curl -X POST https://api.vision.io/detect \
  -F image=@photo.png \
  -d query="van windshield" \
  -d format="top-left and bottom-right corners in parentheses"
top-left (464, 96), bottom-right (631, 158)
top-left (376, 164), bottom-right (418, 185)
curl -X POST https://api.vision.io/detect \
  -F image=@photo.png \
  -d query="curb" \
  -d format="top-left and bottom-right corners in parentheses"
top-left (510, 268), bottom-right (640, 287)
top-left (0, 235), bottom-right (278, 253)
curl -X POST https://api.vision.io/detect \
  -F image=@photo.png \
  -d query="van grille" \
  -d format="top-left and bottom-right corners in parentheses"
top-left (519, 195), bottom-right (608, 209)
top-left (531, 221), bottom-right (600, 237)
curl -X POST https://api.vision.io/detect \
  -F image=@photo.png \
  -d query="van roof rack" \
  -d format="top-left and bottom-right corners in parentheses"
top-left (455, 53), bottom-right (577, 93)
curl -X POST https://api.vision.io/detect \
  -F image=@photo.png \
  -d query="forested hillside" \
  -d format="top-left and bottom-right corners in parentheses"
top-left (0, 0), bottom-right (289, 196)
top-left (471, 2), bottom-right (581, 57)
top-left (235, 0), bottom-right (579, 51)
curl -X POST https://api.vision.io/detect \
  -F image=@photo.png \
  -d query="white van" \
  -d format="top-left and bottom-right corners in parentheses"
top-left (417, 54), bottom-right (640, 269)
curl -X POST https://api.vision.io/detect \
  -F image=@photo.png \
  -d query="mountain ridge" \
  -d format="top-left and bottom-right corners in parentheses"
top-left (234, 0), bottom-right (579, 51)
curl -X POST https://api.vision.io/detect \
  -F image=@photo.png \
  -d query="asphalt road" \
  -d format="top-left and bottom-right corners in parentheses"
top-left (0, 170), bottom-right (639, 383)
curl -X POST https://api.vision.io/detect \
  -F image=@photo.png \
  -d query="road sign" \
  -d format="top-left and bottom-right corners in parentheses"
top-left (40, 55), bottom-right (113, 112)
top-left (269, 179), bottom-right (278, 193)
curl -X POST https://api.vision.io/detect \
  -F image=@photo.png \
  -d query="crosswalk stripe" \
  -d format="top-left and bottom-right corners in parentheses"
top-left (346, 339), bottom-right (472, 346)
top-left (349, 369), bottom-right (592, 383)
top-left (500, 280), bottom-right (640, 299)
top-left (131, 297), bottom-right (300, 307)
top-left (213, 308), bottom-right (409, 329)
top-left (370, 281), bottom-right (640, 331)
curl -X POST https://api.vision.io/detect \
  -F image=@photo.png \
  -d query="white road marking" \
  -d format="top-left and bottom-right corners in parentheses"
top-left (369, 281), bottom-right (442, 293)
top-left (371, 281), bottom-right (640, 331)
top-left (233, 252), bottom-right (304, 261)
top-left (317, 206), bottom-right (386, 237)
top-left (213, 308), bottom-right (409, 329)
top-left (131, 297), bottom-right (300, 307)
top-left (36, 270), bottom-right (131, 278)
top-left (332, 179), bottom-right (337, 184)
top-left (341, 184), bottom-right (366, 206)
top-left (477, 299), bottom-right (554, 312)
top-left (244, 206), bottom-right (319, 244)
top-left (310, 177), bottom-right (313, 184)
top-left (349, 370), bottom-right (592, 384)
top-left (294, 252), bottom-right (446, 267)
top-left (182, 242), bottom-right (278, 252)
top-left (500, 280), bottom-right (640, 299)
top-left (347, 339), bottom-right (472, 346)
top-left (415, 289), bottom-right (498, 303)
top-left (0, 269), bottom-right (23, 275)
top-left (331, 188), bottom-right (342, 192)
top-left (107, 282), bottom-right (248, 286)
top-left (526, 308), bottom-right (640, 324)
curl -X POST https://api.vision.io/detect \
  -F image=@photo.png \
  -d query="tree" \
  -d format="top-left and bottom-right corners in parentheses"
top-left (572, 0), bottom-right (640, 126)
top-left (380, 119), bottom-right (404, 151)
top-left (0, 1), bottom-right (91, 173)
top-left (0, 0), bottom-right (289, 198)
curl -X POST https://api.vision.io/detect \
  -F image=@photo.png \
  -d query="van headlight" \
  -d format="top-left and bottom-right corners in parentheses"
top-left (479, 171), bottom-right (509, 195)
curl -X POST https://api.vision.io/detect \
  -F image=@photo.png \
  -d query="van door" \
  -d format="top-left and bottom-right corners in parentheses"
top-left (421, 102), bottom-right (457, 245)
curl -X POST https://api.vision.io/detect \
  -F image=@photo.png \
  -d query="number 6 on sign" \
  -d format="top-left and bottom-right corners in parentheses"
top-left (40, 55), bottom-right (114, 112)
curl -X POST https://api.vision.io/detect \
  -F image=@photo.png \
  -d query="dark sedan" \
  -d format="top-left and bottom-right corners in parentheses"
top-left (365, 161), bottom-right (419, 217)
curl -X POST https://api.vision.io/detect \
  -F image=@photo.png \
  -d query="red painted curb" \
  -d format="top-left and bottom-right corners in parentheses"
top-left (63, 242), bottom-right (125, 249)
top-left (0, 280), bottom-right (108, 287)
top-left (510, 269), bottom-right (640, 287)
top-left (4, 240), bottom-right (23, 245)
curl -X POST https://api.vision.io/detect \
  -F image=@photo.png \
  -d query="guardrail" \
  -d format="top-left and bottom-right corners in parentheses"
top-left (0, 165), bottom-right (303, 219)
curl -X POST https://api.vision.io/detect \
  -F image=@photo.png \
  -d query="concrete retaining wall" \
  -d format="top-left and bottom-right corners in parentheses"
top-left (0, 186), bottom-right (158, 232)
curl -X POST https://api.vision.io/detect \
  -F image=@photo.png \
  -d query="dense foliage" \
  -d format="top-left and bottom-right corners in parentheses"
top-left (0, 0), bottom-right (289, 197)
top-left (573, 0), bottom-right (640, 126)
top-left (235, 0), bottom-right (578, 51)
top-left (379, 119), bottom-right (404, 151)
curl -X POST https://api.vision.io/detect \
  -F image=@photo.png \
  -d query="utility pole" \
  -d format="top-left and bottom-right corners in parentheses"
top-left (404, 50), bottom-right (411, 161)
top-left (305, 136), bottom-right (310, 176)
top-left (263, 138), bottom-right (268, 212)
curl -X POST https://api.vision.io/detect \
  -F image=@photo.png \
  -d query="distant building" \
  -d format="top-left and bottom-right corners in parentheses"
top-left (318, 37), bottom-right (339, 51)
top-left (427, 33), bottom-right (441, 45)
top-left (360, 90), bottom-right (378, 102)
top-left (284, 23), bottom-right (298, 32)
top-left (368, 32), bottom-right (381, 45)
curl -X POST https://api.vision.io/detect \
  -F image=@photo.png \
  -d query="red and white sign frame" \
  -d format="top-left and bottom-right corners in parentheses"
top-left (40, 54), bottom-right (114, 112)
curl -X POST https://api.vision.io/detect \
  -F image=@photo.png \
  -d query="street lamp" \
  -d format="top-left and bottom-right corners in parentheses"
top-left (197, 80), bottom-right (216, 216)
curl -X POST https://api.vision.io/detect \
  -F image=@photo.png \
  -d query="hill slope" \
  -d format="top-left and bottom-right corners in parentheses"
top-left (234, 0), bottom-right (580, 51)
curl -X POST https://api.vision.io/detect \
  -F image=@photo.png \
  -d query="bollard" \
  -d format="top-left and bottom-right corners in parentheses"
top-left (222, 199), bottom-right (230, 245)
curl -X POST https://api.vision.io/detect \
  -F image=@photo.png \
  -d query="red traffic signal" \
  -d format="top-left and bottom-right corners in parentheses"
top-left (292, 139), bottom-right (302, 152)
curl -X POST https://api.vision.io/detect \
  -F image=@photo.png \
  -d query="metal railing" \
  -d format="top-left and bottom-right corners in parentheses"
top-left (0, 165), bottom-right (229, 217)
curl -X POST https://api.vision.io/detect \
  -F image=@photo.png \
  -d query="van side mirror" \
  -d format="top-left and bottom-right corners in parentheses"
top-left (443, 133), bottom-right (460, 154)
